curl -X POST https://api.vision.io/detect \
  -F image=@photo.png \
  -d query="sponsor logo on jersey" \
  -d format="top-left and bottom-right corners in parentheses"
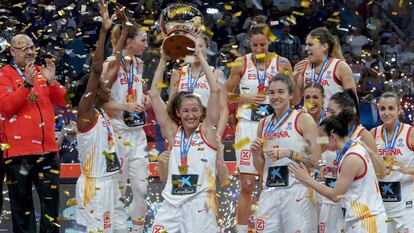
top-left (103, 211), bottom-right (111, 229)
top-left (256, 218), bottom-right (265, 231)
top-left (240, 149), bottom-right (251, 166)
top-left (152, 225), bottom-right (165, 233)
top-left (378, 148), bottom-right (403, 156)
top-left (305, 78), bottom-right (330, 86)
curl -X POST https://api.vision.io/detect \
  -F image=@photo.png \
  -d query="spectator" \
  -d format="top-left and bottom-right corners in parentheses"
top-left (57, 120), bottom-right (79, 163)
top-left (63, 26), bottom-right (88, 80)
top-left (343, 51), bottom-right (366, 85)
top-left (382, 32), bottom-right (404, 67)
top-left (359, 62), bottom-right (385, 98)
top-left (340, 0), bottom-right (364, 29)
top-left (366, 4), bottom-right (383, 40)
top-left (0, 34), bottom-right (67, 232)
top-left (270, 23), bottom-right (302, 61)
top-left (400, 41), bottom-right (414, 69)
top-left (346, 23), bottom-right (369, 57)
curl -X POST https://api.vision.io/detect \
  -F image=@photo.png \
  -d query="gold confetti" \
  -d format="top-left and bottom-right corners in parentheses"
top-left (50, 169), bottom-right (60, 174)
top-left (300, 0), bottom-right (311, 8)
top-left (45, 214), bottom-right (54, 222)
top-left (140, 26), bottom-right (149, 31)
top-left (149, 155), bottom-right (158, 162)
top-left (313, 37), bottom-right (320, 43)
top-left (233, 11), bottom-right (242, 17)
top-left (25, 211), bottom-right (30, 215)
top-left (385, 218), bottom-right (395, 223)
top-left (53, 222), bottom-right (61, 228)
top-left (292, 11), bottom-right (305, 16)
top-left (399, 0), bottom-right (404, 7)
top-left (38, 173), bottom-right (44, 179)
top-left (51, 185), bottom-right (58, 189)
top-left (304, 101), bottom-right (313, 110)
top-left (4, 159), bottom-right (12, 165)
top-left (224, 5), bottom-right (232, 10)
top-left (156, 82), bottom-right (169, 88)
top-left (226, 61), bottom-right (243, 68)
top-left (201, 25), bottom-right (214, 36)
top-left (221, 178), bottom-right (231, 187)
top-left (233, 137), bottom-right (251, 149)
top-left (63, 191), bottom-right (70, 197)
top-left (0, 143), bottom-right (11, 150)
top-left (109, 0), bottom-right (117, 3)
top-left (255, 53), bottom-right (266, 59)
top-left (143, 19), bottom-right (155, 25)
top-left (103, 151), bottom-right (114, 161)
top-left (327, 18), bottom-right (340, 24)
top-left (123, 141), bottom-right (131, 146)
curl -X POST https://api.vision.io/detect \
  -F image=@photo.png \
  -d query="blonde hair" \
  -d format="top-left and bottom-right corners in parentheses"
top-left (309, 27), bottom-right (344, 60)
top-left (110, 23), bottom-right (143, 49)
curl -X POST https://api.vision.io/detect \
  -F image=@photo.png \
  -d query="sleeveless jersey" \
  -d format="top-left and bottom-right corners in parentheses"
top-left (322, 124), bottom-right (366, 205)
top-left (237, 53), bottom-right (280, 120)
top-left (302, 58), bottom-right (343, 109)
top-left (162, 125), bottom-right (217, 207)
top-left (260, 109), bottom-right (305, 189)
top-left (373, 123), bottom-right (414, 216)
top-left (77, 110), bottom-right (120, 178)
top-left (109, 56), bottom-right (144, 130)
top-left (177, 65), bottom-right (214, 107)
top-left (338, 143), bottom-right (384, 225)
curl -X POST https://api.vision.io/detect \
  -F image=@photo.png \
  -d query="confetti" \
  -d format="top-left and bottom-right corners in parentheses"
top-left (292, 11), bottom-right (304, 16)
top-left (327, 18), bottom-right (340, 24)
top-left (143, 19), bottom-right (155, 25)
top-left (123, 141), bottom-right (131, 147)
top-left (300, 0), bottom-right (311, 8)
top-left (156, 82), bottom-right (169, 88)
top-left (0, 143), bottom-right (11, 150)
top-left (233, 11), bottom-right (242, 17)
top-left (304, 101), bottom-right (313, 110)
top-left (224, 5), bottom-right (232, 10)
top-left (50, 169), bottom-right (60, 174)
top-left (233, 137), bottom-right (251, 149)
top-left (226, 61), bottom-right (243, 68)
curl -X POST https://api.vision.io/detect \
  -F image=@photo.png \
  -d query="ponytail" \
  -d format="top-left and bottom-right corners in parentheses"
top-left (331, 35), bottom-right (344, 60)
top-left (309, 27), bottom-right (344, 59)
top-left (110, 22), bottom-right (143, 51)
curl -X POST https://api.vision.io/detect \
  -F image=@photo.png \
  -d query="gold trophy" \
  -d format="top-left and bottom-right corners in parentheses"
top-left (159, 4), bottom-right (204, 59)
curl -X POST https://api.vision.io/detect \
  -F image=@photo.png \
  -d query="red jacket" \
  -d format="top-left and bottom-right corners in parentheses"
top-left (0, 64), bottom-right (67, 158)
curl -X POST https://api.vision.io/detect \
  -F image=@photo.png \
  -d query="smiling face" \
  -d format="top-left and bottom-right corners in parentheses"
top-left (305, 35), bottom-right (328, 64)
top-left (97, 79), bottom-right (111, 103)
top-left (176, 98), bottom-right (203, 130)
top-left (304, 87), bottom-right (324, 115)
top-left (267, 80), bottom-right (292, 112)
top-left (10, 35), bottom-right (36, 67)
top-left (378, 97), bottom-right (400, 126)
top-left (250, 33), bottom-right (270, 56)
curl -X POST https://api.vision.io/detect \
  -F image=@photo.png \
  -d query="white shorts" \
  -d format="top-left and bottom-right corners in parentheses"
top-left (116, 128), bottom-right (149, 184)
top-left (151, 195), bottom-right (218, 233)
top-left (386, 207), bottom-right (414, 233)
top-left (255, 184), bottom-right (318, 233)
top-left (345, 212), bottom-right (388, 233)
top-left (76, 175), bottom-right (127, 233)
top-left (319, 201), bottom-right (345, 233)
top-left (235, 119), bottom-right (259, 174)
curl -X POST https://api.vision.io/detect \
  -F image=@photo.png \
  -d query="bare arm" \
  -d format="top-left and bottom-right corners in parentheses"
top-left (251, 119), bottom-right (266, 175)
top-left (157, 150), bottom-right (170, 183)
top-left (149, 50), bottom-right (177, 143)
top-left (77, 2), bottom-right (109, 132)
top-left (168, 70), bottom-right (180, 102)
top-left (360, 129), bottom-right (386, 178)
top-left (298, 113), bottom-right (322, 168)
top-left (290, 154), bottom-right (364, 202)
top-left (336, 61), bottom-right (357, 97)
top-left (292, 60), bottom-right (307, 105)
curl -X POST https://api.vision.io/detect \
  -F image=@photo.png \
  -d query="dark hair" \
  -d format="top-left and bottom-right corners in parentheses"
top-left (320, 109), bottom-right (355, 137)
top-left (111, 22), bottom-right (143, 49)
top-left (247, 15), bottom-right (270, 39)
top-left (304, 82), bottom-right (325, 97)
top-left (65, 73), bottom-right (89, 107)
top-left (268, 73), bottom-right (294, 94)
top-left (379, 92), bottom-right (400, 106)
top-left (308, 27), bottom-right (344, 60)
top-left (329, 89), bottom-right (360, 124)
top-left (167, 91), bottom-right (204, 125)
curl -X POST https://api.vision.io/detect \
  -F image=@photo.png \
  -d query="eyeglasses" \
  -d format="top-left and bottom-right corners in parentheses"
top-left (12, 45), bottom-right (35, 53)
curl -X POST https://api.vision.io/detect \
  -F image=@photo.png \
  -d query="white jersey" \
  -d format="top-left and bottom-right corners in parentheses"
top-left (176, 65), bottom-right (214, 107)
top-left (77, 110), bottom-right (120, 178)
top-left (237, 53), bottom-right (281, 121)
top-left (338, 142), bottom-right (385, 225)
top-left (303, 58), bottom-right (343, 109)
top-left (321, 124), bottom-right (366, 205)
top-left (162, 125), bottom-right (217, 207)
top-left (373, 123), bottom-right (414, 216)
top-left (109, 56), bottom-right (145, 131)
top-left (260, 109), bottom-right (306, 189)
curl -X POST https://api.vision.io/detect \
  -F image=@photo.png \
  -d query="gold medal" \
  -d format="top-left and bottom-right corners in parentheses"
top-left (28, 92), bottom-right (38, 103)
top-left (178, 165), bottom-right (188, 175)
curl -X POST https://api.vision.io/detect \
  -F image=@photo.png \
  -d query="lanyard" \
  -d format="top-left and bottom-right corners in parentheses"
top-left (348, 124), bottom-right (356, 137)
top-left (383, 122), bottom-right (401, 150)
top-left (11, 61), bottom-right (29, 83)
top-left (180, 129), bottom-right (195, 166)
top-left (120, 56), bottom-right (135, 90)
top-left (187, 65), bottom-right (203, 92)
top-left (96, 107), bottom-right (113, 142)
top-left (253, 56), bottom-right (268, 86)
top-left (311, 56), bottom-right (330, 83)
top-left (336, 139), bottom-right (354, 166)
top-left (264, 109), bottom-right (292, 138)
top-left (318, 111), bottom-right (325, 126)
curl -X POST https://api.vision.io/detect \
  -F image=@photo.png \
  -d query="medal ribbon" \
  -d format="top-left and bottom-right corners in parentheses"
top-left (264, 108), bottom-right (292, 138)
top-left (180, 129), bottom-right (195, 167)
top-left (383, 122), bottom-right (401, 150)
top-left (311, 56), bottom-right (330, 83)
top-left (120, 56), bottom-right (135, 91)
top-left (253, 56), bottom-right (268, 89)
top-left (11, 61), bottom-right (30, 83)
top-left (96, 107), bottom-right (114, 143)
top-left (187, 66), bottom-right (203, 92)
top-left (335, 139), bottom-right (354, 166)
top-left (318, 111), bottom-right (325, 126)
top-left (348, 124), bottom-right (356, 137)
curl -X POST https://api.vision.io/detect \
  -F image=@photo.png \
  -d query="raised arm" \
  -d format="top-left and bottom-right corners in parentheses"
top-left (168, 70), bottom-right (180, 103)
top-left (149, 49), bottom-right (177, 143)
top-left (77, 1), bottom-right (110, 132)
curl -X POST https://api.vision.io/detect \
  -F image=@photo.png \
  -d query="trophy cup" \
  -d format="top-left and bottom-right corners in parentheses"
top-left (159, 4), bottom-right (204, 60)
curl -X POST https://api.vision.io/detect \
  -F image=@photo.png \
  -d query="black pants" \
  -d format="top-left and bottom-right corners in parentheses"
top-left (4, 153), bottom-right (60, 233)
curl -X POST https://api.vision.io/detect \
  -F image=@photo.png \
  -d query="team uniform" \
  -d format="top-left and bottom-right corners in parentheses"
top-left (319, 124), bottom-right (365, 233)
top-left (152, 125), bottom-right (218, 233)
top-left (236, 53), bottom-right (282, 174)
top-left (76, 109), bottom-right (127, 233)
top-left (109, 56), bottom-right (149, 223)
top-left (373, 123), bottom-right (414, 232)
top-left (255, 109), bottom-right (317, 233)
top-left (176, 64), bottom-right (215, 107)
top-left (337, 142), bottom-right (387, 233)
top-left (302, 57), bottom-right (344, 109)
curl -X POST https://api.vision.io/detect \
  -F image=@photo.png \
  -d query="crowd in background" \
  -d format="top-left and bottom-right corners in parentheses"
top-left (0, 0), bottom-right (413, 162)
